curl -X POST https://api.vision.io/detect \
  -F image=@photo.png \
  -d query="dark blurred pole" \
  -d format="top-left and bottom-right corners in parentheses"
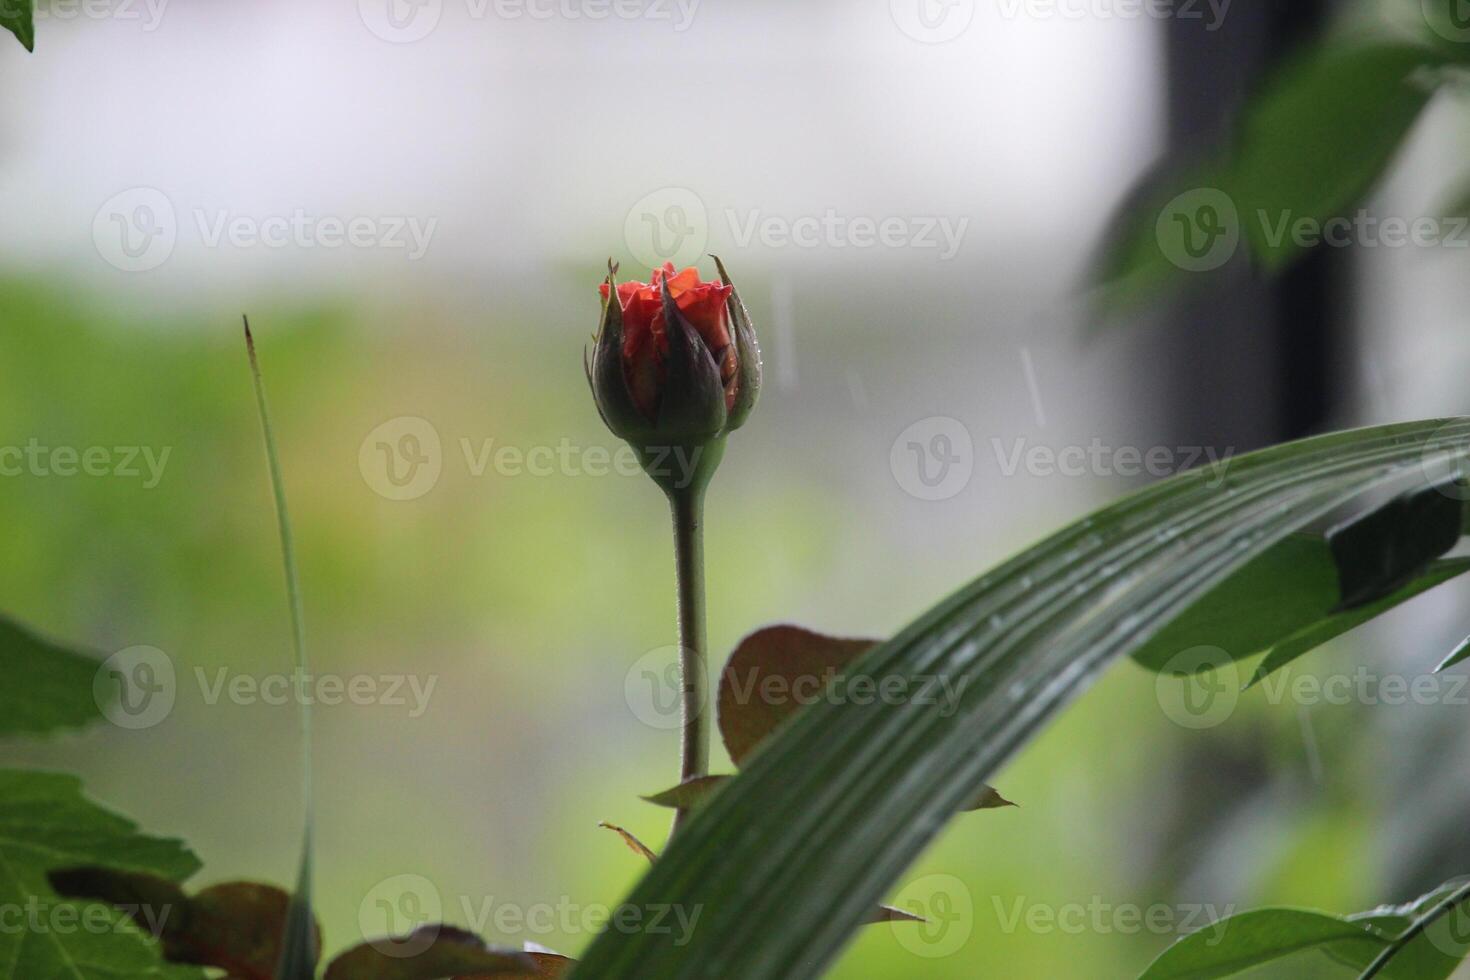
top-left (1147, 0), bottom-right (1342, 897)
top-left (1161, 0), bottom-right (1340, 450)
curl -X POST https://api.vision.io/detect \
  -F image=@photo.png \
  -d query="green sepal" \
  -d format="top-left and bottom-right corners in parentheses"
top-left (713, 255), bottom-right (762, 433)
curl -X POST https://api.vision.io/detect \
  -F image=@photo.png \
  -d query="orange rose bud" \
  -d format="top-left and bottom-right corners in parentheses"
top-left (588, 259), bottom-right (761, 490)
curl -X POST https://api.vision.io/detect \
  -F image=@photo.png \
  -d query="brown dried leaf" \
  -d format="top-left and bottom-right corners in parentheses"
top-left (717, 625), bottom-right (1014, 810)
top-left (597, 822), bottom-right (658, 864)
top-left (322, 925), bottom-right (534, 980)
top-left (49, 870), bottom-right (320, 980)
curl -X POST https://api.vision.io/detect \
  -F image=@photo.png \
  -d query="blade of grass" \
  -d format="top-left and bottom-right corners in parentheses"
top-left (244, 316), bottom-right (317, 980)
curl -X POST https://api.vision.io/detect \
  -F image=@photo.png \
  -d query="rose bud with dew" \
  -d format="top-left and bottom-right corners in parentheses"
top-left (587, 258), bottom-right (761, 493)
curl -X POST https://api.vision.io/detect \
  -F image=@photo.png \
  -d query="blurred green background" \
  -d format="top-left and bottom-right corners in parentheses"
top-left (5, 1), bottom-right (1470, 977)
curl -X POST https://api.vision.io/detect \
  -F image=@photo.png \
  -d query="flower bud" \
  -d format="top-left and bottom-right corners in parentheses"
top-left (588, 260), bottom-right (761, 493)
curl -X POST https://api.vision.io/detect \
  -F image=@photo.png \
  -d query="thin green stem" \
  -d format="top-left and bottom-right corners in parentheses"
top-left (244, 317), bottom-right (317, 977)
top-left (1358, 880), bottom-right (1470, 979)
top-left (668, 483), bottom-right (709, 836)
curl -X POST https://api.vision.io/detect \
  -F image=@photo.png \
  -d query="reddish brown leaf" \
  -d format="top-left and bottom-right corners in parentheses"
top-left (717, 625), bottom-right (876, 767)
top-left (322, 925), bottom-right (534, 980)
top-left (716, 625), bottom-right (1015, 810)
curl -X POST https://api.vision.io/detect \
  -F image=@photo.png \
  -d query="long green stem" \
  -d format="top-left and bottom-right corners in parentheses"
top-left (668, 483), bottom-right (709, 836)
top-left (1358, 880), bottom-right (1470, 979)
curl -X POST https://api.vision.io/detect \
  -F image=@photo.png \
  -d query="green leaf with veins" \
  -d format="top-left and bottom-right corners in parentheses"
top-left (0, 770), bottom-right (202, 980)
top-left (1137, 908), bottom-right (1391, 980)
top-left (1140, 878), bottom-right (1470, 980)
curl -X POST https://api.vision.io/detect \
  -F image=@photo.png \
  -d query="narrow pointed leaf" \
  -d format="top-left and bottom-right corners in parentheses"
top-left (244, 319), bottom-right (318, 980)
top-left (1436, 635), bottom-right (1470, 672)
top-left (598, 822), bottom-right (657, 864)
top-left (642, 776), bottom-right (731, 812)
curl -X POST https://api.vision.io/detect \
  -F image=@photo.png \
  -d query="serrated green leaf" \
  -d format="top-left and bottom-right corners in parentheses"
top-left (0, 0), bottom-right (33, 51)
top-left (1137, 908), bottom-right (1390, 980)
top-left (0, 770), bottom-right (202, 979)
top-left (0, 617), bottom-right (104, 737)
top-left (571, 418), bottom-right (1470, 979)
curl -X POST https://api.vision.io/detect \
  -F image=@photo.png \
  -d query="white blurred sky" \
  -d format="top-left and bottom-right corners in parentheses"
top-left (0, 0), bottom-right (1163, 307)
